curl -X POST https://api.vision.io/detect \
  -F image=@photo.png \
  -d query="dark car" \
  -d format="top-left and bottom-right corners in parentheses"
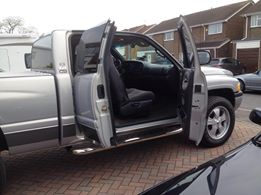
top-left (235, 70), bottom-right (261, 92)
top-left (141, 108), bottom-right (261, 195)
top-left (204, 57), bottom-right (246, 75)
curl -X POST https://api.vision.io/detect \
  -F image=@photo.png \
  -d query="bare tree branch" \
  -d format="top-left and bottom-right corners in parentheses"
top-left (1, 16), bottom-right (24, 34)
top-left (0, 16), bottom-right (38, 35)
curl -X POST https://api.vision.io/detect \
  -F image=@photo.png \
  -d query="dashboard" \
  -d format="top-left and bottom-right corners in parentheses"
top-left (122, 60), bottom-right (174, 76)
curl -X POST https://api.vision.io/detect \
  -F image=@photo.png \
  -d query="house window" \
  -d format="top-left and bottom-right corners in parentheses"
top-left (251, 14), bottom-right (261, 27)
top-left (208, 23), bottom-right (222, 35)
top-left (164, 32), bottom-right (174, 41)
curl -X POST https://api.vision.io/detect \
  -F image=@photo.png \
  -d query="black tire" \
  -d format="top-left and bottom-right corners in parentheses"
top-left (239, 80), bottom-right (245, 92)
top-left (200, 96), bottom-right (235, 147)
top-left (0, 157), bottom-right (6, 192)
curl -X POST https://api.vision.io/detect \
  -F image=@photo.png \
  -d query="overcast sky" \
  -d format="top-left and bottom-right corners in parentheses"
top-left (0, 0), bottom-right (257, 34)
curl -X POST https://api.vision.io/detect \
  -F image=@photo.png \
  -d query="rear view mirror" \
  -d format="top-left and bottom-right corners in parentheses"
top-left (198, 50), bottom-right (211, 65)
top-left (249, 108), bottom-right (261, 126)
top-left (24, 53), bottom-right (32, 69)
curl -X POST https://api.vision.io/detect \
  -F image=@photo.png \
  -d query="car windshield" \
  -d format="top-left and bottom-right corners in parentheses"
top-left (112, 35), bottom-right (172, 65)
top-left (209, 59), bottom-right (219, 65)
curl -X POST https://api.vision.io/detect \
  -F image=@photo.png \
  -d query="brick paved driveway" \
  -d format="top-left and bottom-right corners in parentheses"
top-left (2, 120), bottom-right (261, 195)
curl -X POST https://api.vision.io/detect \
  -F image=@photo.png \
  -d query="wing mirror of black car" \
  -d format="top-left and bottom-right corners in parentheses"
top-left (198, 50), bottom-right (211, 65)
top-left (24, 53), bottom-right (32, 69)
top-left (249, 108), bottom-right (261, 126)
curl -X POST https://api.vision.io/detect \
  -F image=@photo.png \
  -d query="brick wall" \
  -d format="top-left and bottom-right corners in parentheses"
top-left (152, 32), bottom-right (182, 59)
top-left (246, 17), bottom-right (261, 40)
top-left (217, 43), bottom-right (232, 57)
top-left (192, 26), bottom-right (205, 43)
top-left (225, 15), bottom-right (245, 40)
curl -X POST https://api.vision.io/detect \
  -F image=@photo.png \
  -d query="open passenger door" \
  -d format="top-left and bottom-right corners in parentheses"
top-left (178, 16), bottom-right (208, 145)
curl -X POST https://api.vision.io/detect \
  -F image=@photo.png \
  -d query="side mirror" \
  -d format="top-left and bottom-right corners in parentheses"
top-left (198, 50), bottom-right (211, 65)
top-left (24, 53), bottom-right (32, 69)
top-left (249, 108), bottom-right (261, 126)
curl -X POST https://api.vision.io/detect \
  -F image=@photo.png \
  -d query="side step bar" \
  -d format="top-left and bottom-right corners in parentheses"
top-left (73, 128), bottom-right (183, 155)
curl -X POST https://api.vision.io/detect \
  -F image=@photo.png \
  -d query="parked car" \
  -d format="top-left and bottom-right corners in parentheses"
top-left (235, 70), bottom-right (261, 92)
top-left (141, 108), bottom-right (261, 195)
top-left (204, 57), bottom-right (246, 75)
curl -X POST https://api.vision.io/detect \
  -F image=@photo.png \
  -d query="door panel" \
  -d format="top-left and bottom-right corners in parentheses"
top-left (74, 21), bottom-right (115, 147)
top-left (178, 16), bottom-right (208, 145)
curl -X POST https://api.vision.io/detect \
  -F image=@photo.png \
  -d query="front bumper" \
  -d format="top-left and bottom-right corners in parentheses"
top-left (234, 91), bottom-right (243, 110)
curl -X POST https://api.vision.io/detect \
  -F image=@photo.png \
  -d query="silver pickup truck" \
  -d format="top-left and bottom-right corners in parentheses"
top-left (0, 17), bottom-right (242, 188)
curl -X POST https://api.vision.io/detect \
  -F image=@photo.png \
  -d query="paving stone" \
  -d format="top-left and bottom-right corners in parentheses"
top-left (2, 120), bottom-right (261, 195)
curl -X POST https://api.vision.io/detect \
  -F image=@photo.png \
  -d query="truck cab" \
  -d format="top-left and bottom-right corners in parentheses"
top-left (0, 18), bottom-right (241, 157)
top-left (72, 19), bottom-right (208, 149)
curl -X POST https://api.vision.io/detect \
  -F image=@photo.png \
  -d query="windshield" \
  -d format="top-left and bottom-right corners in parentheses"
top-left (209, 59), bottom-right (219, 65)
top-left (112, 35), bottom-right (172, 65)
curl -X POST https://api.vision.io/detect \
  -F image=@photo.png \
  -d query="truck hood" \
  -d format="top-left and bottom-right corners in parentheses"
top-left (201, 67), bottom-right (233, 76)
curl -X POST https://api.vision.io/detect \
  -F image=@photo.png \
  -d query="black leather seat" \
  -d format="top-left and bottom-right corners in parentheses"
top-left (109, 57), bottom-right (155, 117)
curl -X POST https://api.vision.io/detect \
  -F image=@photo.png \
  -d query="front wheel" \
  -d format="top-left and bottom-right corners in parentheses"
top-left (0, 157), bottom-right (6, 192)
top-left (201, 96), bottom-right (235, 147)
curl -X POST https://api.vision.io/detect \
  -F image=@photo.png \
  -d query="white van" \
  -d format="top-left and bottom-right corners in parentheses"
top-left (0, 35), bottom-right (37, 72)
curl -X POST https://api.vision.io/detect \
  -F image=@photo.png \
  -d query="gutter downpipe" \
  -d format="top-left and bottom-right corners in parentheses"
top-left (243, 15), bottom-right (248, 40)
top-left (202, 25), bottom-right (206, 41)
top-left (235, 15), bottom-right (248, 59)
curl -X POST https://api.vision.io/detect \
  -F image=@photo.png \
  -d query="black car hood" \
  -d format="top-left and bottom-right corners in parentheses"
top-left (141, 141), bottom-right (261, 195)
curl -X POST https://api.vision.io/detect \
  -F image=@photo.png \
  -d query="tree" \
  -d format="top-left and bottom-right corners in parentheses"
top-left (1, 16), bottom-right (24, 34)
top-left (18, 26), bottom-right (38, 35)
top-left (0, 22), bottom-right (4, 33)
top-left (0, 16), bottom-right (38, 35)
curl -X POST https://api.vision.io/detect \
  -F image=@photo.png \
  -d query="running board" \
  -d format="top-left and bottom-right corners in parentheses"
top-left (73, 128), bottom-right (183, 155)
top-left (116, 126), bottom-right (183, 145)
top-left (116, 118), bottom-right (180, 134)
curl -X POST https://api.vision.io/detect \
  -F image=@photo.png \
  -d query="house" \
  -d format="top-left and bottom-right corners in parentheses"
top-left (233, 0), bottom-right (261, 72)
top-left (123, 24), bottom-right (156, 34)
top-left (146, 1), bottom-right (253, 60)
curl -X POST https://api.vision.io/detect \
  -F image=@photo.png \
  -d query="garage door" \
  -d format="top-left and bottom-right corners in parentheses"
top-left (237, 48), bottom-right (259, 73)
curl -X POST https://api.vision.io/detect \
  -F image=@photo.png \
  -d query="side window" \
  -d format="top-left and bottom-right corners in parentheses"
top-left (31, 35), bottom-right (53, 70)
top-left (75, 44), bottom-right (99, 73)
top-left (0, 49), bottom-right (10, 72)
top-left (178, 23), bottom-right (194, 68)
top-left (235, 60), bottom-right (240, 66)
top-left (231, 59), bottom-right (237, 66)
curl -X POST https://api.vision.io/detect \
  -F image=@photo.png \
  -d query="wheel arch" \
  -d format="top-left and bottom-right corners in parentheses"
top-left (0, 127), bottom-right (8, 152)
top-left (208, 88), bottom-right (235, 108)
top-left (236, 77), bottom-right (245, 83)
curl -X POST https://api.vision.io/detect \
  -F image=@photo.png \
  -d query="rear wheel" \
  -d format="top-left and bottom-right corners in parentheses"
top-left (0, 157), bottom-right (6, 192)
top-left (201, 96), bottom-right (235, 147)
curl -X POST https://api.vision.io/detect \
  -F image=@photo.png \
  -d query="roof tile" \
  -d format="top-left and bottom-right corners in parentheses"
top-left (243, 0), bottom-right (261, 15)
top-left (147, 1), bottom-right (251, 34)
